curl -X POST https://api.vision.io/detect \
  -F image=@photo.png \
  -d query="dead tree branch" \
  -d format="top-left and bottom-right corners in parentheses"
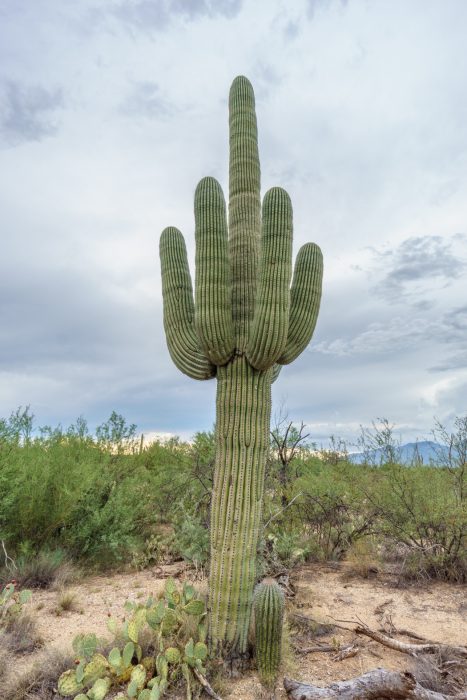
top-left (355, 626), bottom-right (467, 658)
top-left (192, 667), bottom-right (223, 700)
top-left (284, 669), bottom-right (467, 699)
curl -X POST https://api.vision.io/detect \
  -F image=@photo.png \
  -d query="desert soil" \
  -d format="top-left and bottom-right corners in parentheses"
top-left (8, 562), bottom-right (467, 699)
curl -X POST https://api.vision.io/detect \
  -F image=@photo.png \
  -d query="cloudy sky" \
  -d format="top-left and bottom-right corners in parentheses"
top-left (1, 0), bottom-right (466, 445)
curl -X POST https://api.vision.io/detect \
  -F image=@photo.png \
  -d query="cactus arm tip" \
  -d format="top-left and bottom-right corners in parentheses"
top-left (194, 177), bottom-right (235, 366)
top-left (228, 75), bottom-right (261, 350)
top-left (247, 186), bottom-right (293, 370)
top-left (160, 226), bottom-right (216, 380)
top-left (279, 241), bottom-right (323, 365)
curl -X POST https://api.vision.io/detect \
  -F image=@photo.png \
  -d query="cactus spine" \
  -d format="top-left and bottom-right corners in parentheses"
top-left (159, 76), bottom-right (323, 661)
top-left (254, 579), bottom-right (284, 685)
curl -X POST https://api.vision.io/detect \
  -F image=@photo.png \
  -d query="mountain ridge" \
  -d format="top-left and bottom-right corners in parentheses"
top-left (348, 440), bottom-right (449, 465)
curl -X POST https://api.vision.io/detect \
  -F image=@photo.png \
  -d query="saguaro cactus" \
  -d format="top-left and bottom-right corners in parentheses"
top-left (254, 578), bottom-right (285, 686)
top-left (159, 76), bottom-right (323, 662)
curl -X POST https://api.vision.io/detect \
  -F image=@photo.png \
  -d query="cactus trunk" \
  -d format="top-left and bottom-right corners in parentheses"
top-left (159, 76), bottom-right (323, 664)
top-left (209, 357), bottom-right (272, 657)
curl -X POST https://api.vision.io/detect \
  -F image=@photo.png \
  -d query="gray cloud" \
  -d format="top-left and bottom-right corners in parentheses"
top-left (429, 353), bottom-right (467, 372)
top-left (121, 81), bottom-right (175, 119)
top-left (283, 21), bottom-right (300, 41)
top-left (372, 235), bottom-right (466, 302)
top-left (0, 265), bottom-right (141, 368)
top-left (0, 81), bottom-right (63, 147)
top-left (307, 0), bottom-right (348, 20)
top-left (443, 305), bottom-right (467, 333)
top-left (312, 302), bottom-right (467, 358)
top-left (312, 316), bottom-right (435, 357)
top-left (112, 0), bottom-right (242, 32)
top-left (428, 305), bottom-right (467, 371)
top-left (1, 0), bottom-right (467, 445)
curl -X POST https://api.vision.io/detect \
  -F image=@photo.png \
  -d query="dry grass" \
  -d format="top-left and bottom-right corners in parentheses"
top-left (0, 639), bottom-right (10, 681)
top-left (8, 551), bottom-right (79, 590)
top-left (2, 611), bottom-right (43, 653)
top-left (3, 648), bottom-right (74, 700)
top-left (54, 589), bottom-right (78, 614)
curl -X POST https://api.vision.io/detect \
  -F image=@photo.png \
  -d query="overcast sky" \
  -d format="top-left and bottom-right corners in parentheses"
top-left (1, 0), bottom-right (466, 445)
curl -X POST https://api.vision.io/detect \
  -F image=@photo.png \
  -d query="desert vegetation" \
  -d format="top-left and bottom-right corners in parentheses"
top-left (0, 407), bottom-right (466, 697)
top-left (1, 407), bottom-right (465, 588)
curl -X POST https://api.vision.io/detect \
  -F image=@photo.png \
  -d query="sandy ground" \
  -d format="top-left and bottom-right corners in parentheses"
top-left (7, 562), bottom-right (467, 699)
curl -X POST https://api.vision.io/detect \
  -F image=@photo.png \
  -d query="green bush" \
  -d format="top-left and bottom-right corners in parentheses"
top-left (0, 409), bottom-right (214, 570)
top-left (368, 462), bottom-right (466, 582)
top-left (0, 407), bottom-right (464, 582)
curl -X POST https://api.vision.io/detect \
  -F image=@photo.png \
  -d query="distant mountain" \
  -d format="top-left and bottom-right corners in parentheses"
top-left (348, 440), bottom-right (449, 466)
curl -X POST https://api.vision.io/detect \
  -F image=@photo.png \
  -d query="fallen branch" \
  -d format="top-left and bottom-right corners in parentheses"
top-left (355, 626), bottom-right (467, 658)
top-left (297, 643), bottom-right (342, 653)
top-left (294, 643), bottom-right (356, 657)
top-left (192, 667), bottom-right (223, 700)
top-left (332, 644), bottom-right (359, 661)
top-left (284, 669), bottom-right (467, 699)
top-left (390, 628), bottom-right (432, 643)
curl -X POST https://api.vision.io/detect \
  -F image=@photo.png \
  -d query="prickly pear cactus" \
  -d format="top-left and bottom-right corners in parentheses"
top-left (254, 578), bottom-right (284, 686)
top-left (0, 582), bottom-right (32, 627)
top-left (58, 669), bottom-right (85, 696)
top-left (58, 578), bottom-right (207, 699)
top-left (159, 76), bottom-right (323, 661)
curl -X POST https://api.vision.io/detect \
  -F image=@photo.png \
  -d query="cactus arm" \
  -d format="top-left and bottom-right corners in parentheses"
top-left (247, 187), bottom-right (293, 370)
top-left (278, 242), bottom-right (323, 365)
top-left (271, 363), bottom-right (282, 383)
top-left (228, 75), bottom-right (261, 350)
top-left (194, 177), bottom-right (235, 365)
top-left (160, 227), bottom-right (216, 380)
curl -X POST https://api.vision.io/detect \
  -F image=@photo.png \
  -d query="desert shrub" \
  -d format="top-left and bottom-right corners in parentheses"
top-left (257, 529), bottom-right (307, 578)
top-left (368, 461), bottom-right (466, 582)
top-left (272, 530), bottom-right (310, 566)
top-left (344, 537), bottom-right (380, 579)
top-left (0, 411), bottom-right (204, 568)
top-left (268, 416), bottom-right (313, 507)
top-left (1, 407), bottom-right (464, 580)
top-left (0, 414), bottom-right (98, 554)
top-left (62, 461), bottom-right (151, 564)
top-left (174, 512), bottom-right (210, 568)
top-left (352, 416), bottom-right (467, 582)
top-left (293, 459), bottom-right (379, 560)
top-left (130, 530), bottom-right (176, 570)
top-left (263, 530), bottom-right (311, 571)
